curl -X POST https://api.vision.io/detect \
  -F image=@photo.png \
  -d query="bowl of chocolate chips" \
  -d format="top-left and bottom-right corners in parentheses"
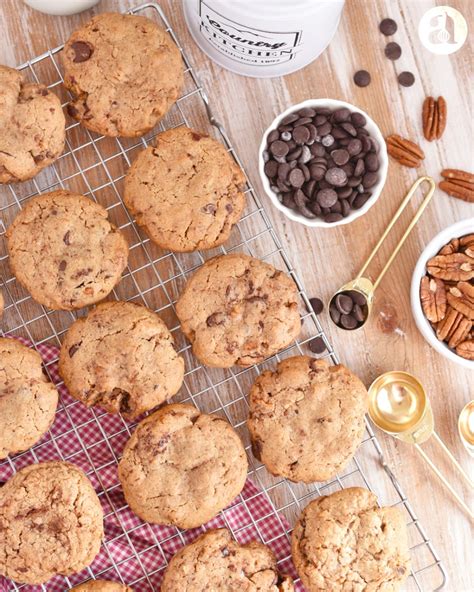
top-left (259, 99), bottom-right (388, 227)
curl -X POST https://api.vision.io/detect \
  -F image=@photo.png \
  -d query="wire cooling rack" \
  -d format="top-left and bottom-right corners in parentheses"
top-left (0, 2), bottom-right (447, 591)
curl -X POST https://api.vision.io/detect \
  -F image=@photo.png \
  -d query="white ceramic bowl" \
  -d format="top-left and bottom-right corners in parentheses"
top-left (258, 98), bottom-right (388, 228)
top-left (411, 218), bottom-right (474, 370)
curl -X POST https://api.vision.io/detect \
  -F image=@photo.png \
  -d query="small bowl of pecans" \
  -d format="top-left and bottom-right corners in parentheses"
top-left (258, 99), bottom-right (388, 227)
top-left (411, 218), bottom-right (474, 369)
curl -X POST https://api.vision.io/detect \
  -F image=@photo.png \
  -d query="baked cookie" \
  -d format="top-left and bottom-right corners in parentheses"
top-left (161, 529), bottom-right (294, 592)
top-left (6, 190), bottom-right (128, 310)
top-left (0, 289), bottom-right (4, 318)
top-left (176, 253), bottom-right (301, 367)
top-left (124, 126), bottom-right (246, 252)
top-left (62, 13), bottom-right (183, 137)
top-left (59, 301), bottom-right (184, 419)
top-left (0, 338), bottom-right (58, 459)
top-left (71, 581), bottom-right (133, 592)
top-left (118, 404), bottom-right (248, 529)
top-left (0, 461), bottom-right (104, 585)
top-left (291, 488), bottom-right (411, 592)
top-left (0, 65), bottom-right (65, 183)
top-left (248, 356), bottom-right (368, 483)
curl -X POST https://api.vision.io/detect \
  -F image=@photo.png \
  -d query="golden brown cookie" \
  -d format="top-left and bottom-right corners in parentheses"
top-left (161, 529), bottom-right (294, 592)
top-left (247, 356), bottom-right (368, 482)
top-left (59, 301), bottom-right (184, 419)
top-left (62, 13), bottom-right (183, 137)
top-left (0, 65), bottom-right (65, 183)
top-left (0, 461), bottom-right (104, 585)
top-left (0, 338), bottom-right (58, 459)
top-left (70, 581), bottom-right (133, 592)
top-left (6, 190), bottom-right (128, 310)
top-left (291, 488), bottom-right (411, 592)
top-left (176, 253), bottom-right (301, 367)
top-left (124, 126), bottom-right (246, 252)
top-left (118, 404), bottom-right (248, 529)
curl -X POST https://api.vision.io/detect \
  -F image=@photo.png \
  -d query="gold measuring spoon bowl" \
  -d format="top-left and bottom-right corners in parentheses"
top-left (458, 401), bottom-right (474, 457)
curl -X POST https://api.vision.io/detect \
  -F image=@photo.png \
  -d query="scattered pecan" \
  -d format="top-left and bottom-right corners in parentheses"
top-left (420, 276), bottom-right (447, 322)
top-left (422, 96), bottom-right (447, 141)
top-left (386, 134), bottom-right (425, 168)
top-left (426, 253), bottom-right (474, 282)
top-left (456, 340), bottom-right (474, 361)
top-left (439, 169), bottom-right (474, 203)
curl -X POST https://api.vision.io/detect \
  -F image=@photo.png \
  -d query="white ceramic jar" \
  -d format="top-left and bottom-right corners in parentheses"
top-left (182, 0), bottom-right (345, 77)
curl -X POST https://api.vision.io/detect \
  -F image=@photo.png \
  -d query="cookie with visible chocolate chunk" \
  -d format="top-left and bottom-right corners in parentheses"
top-left (247, 356), bottom-right (368, 483)
top-left (124, 126), bottom-right (246, 252)
top-left (0, 65), bottom-right (65, 183)
top-left (0, 338), bottom-right (58, 459)
top-left (6, 190), bottom-right (128, 310)
top-left (61, 13), bottom-right (183, 137)
top-left (291, 487), bottom-right (410, 592)
top-left (0, 461), bottom-right (103, 585)
top-left (176, 253), bottom-right (301, 367)
top-left (59, 301), bottom-right (184, 419)
top-left (161, 528), bottom-right (294, 592)
top-left (118, 404), bottom-right (247, 528)
top-left (71, 581), bottom-right (133, 592)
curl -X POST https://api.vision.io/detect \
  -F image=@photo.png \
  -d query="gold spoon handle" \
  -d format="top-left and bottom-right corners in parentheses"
top-left (355, 176), bottom-right (436, 290)
top-left (415, 443), bottom-right (473, 519)
top-left (432, 431), bottom-right (474, 489)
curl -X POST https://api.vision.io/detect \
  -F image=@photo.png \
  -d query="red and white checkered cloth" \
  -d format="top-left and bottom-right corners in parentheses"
top-left (0, 338), bottom-right (303, 591)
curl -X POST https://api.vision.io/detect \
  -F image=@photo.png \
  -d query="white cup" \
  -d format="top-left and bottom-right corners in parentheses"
top-left (23, 0), bottom-right (100, 16)
top-left (182, 0), bottom-right (345, 78)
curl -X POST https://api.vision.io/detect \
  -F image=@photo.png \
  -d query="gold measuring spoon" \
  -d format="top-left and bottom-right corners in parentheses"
top-left (329, 176), bottom-right (436, 330)
top-left (368, 371), bottom-right (473, 519)
top-left (459, 401), bottom-right (474, 457)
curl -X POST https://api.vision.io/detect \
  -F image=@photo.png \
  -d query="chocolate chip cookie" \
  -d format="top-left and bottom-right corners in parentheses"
top-left (0, 461), bottom-right (104, 585)
top-left (118, 404), bottom-right (248, 529)
top-left (6, 190), bottom-right (128, 310)
top-left (176, 254), bottom-right (301, 367)
top-left (0, 65), bottom-right (65, 183)
top-left (62, 13), bottom-right (183, 137)
top-left (124, 126), bottom-right (246, 252)
top-left (59, 301), bottom-right (184, 419)
top-left (291, 488), bottom-right (411, 592)
top-left (161, 529), bottom-right (294, 592)
top-left (0, 338), bottom-right (59, 459)
top-left (248, 356), bottom-right (368, 482)
top-left (71, 582), bottom-right (133, 592)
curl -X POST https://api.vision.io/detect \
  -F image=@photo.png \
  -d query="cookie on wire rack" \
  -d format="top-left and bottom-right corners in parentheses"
top-left (0, 65), bottom-right (65, 183)
top-left (161, 528), bottom-right (294, 591)
top-left (61, 12), bottom-right (184, 137)
top-left (118, 404), bottom-right (248, 529)
top-left (124, 126), bottom-right (247, 252)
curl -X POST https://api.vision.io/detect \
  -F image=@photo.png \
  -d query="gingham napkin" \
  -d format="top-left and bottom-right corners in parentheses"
top-left (0, 338), bottom-right (302, 591)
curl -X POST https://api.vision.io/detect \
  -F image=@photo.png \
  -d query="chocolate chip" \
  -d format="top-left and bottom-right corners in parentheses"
top-left (329, 303), bottom-right (341, 324)
top-left (206, 312), bottom-right (224, 326)
top-left (71, 41), bottom-right (93, 63)
top-left (280, 131), bottom-right (292, 141)
top-left (351, 112), bottom-right (367, 127)
top-left (385, 42), bottom-right (402, 60)
top-left (288, 168), bottom-right (305, 188)
top-left (354, 70), bottom-right (371, 87)
top-left (298, 107), bottom-right (316, 117)
top-left (321, 134), bottom-right (335, 147)
top-left (202, 203), bottom-right (217, 214)
top-left (59, 260), bottom-right (67, 272)
top-left (336, 293), bottom-right (353, 314)
top-left (340, 314), bottom-right (358, 330)
top-left (325, 167), bottom-right (347, 187)
top-left (63, 231), bottom-right (71, 245)
top-left (379, 18), bottom-right (397, 36)
top-left (349, 290), bottom-right (367, 306)
top-left (280, 113), bottom-right (299, 126)
top-left (225, 203), bottom-right (233, 213)
top-left (264, 160), bottom-right (278, 177)
top-left (353, 192), bottom-right (372, 209)
top-left (324, 212), bottom-right (343, 223)
top-left (354, 158), bottom-right (365, 177)
top-left (67, 104), bottom-right (79, 118)
top-left (309, 297), bottom-right (324, 315)
top-left (267, 129), bottom-right (280, 144)
top-left (353, 304), bottom-right (366, 322)
top-left (270, 140), bottom-right (289, 158)
top-left (316, 188), bottom-right (338, 208)
top-left (333, 108), bottom-right (350, 123)
top-left (309, 164), bottom-right (326, 180)
top-left (398, 71), bottom-right (415, 87)
top-left (68, 343), bottom-right (81, 357)
top-left (365, 153), bottom-right (379, 172)
top-left (363, 172), bottom-right (379, 189)
top-left (309, 337), bottom-right (326, 354)
top-left (331, 149), bottom-right (350, 166)
top-left (278, 162), bottom-right (291, 180)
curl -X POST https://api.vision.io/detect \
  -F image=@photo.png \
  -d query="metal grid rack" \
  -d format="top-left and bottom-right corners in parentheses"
top-left (0, 3), bottom-right (446, 591)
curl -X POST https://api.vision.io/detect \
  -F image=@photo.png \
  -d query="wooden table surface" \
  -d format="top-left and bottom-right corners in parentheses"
top-left (0, 0), bottom-right (472, 590)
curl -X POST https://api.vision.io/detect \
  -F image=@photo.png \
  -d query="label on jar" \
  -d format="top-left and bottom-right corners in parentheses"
top-left (198, 0), bottom-right (302, 67)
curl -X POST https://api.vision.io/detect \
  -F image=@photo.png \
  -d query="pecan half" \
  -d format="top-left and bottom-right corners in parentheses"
top-left (422, 96), bottom-right (447, 141)
top-left (448, 316), bottom-right (472, 348)
top-left (447, 282), bottom-right (474, 320)
top-left (426, 253), bottom-right (474, 282)
top-left (439, 169), bottom-right (474, 203)
top-left (386, 134), bottom-right (425, 168)
top-left (456, 340), bottom-right (474, 361)
top-left (439, 237), bottom-right (460, 255)
top-left (436, 306), bottom-right (463, 342)
top-left (420, 276), bottom-right (447, 322)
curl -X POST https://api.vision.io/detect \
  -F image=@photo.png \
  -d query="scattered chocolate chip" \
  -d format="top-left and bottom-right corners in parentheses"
top-left (384, 42), bottom-right (402, 60)
top-left (309, 297), bottom-right (324, 315)
top-left (379, 18), bottom-right (398, 36)
top-left (354, 70), bottom-right (371, 87)
top-left (309, 336), bottom-right (326, 354)
top-left (71, 41), bottom-right (93, 63)
top-left (398, 71), bottom-right (415, 87)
